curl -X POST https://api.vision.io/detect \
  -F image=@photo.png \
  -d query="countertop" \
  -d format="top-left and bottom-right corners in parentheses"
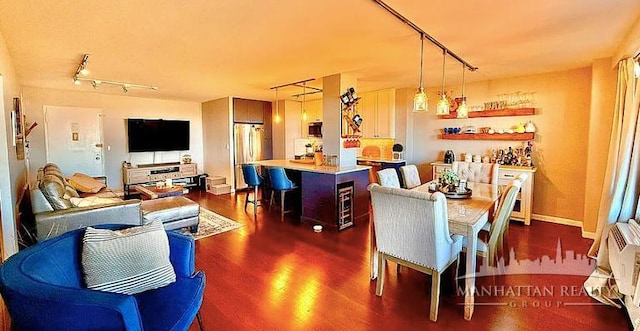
top-left (357, 157), bottom-right (406, 164)
top-left (252, 159), bottom-right (371, 175)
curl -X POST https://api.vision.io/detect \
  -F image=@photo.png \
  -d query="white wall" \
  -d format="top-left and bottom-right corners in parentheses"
top-left (0, 29), bottom-right (26, 258)
top-left (22, 87), bottom-right (203, 190)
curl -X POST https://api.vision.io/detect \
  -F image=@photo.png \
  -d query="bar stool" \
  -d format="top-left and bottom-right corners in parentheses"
top-left (241, 164), bottom-right (264, 214)
top-left (268, 167), bottom-right (298, 221)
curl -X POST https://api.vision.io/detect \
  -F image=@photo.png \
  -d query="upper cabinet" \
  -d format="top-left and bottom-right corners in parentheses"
top-left (233, 98), bottom-right (265, 123)
top-left (358, 88), bottom-right (395, 138)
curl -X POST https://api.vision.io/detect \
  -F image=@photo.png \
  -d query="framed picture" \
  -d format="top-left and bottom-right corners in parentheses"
top-left (13, 97), bottom-right (22, 136)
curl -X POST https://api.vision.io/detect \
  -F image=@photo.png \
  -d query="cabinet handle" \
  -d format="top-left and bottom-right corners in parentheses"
top-left (504, 174), bottom-right (515, 178)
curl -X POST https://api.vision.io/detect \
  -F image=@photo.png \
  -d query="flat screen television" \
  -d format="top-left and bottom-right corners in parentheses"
top-left (127, 118), bottom-right (190, 152)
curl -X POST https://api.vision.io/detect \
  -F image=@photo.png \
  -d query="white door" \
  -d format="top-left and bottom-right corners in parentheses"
top-left (44, 106), bottom-right (105, 177)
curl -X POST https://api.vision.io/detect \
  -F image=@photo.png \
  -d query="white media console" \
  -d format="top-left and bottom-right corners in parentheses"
top-left (122, 163), bottom-right (198, 197)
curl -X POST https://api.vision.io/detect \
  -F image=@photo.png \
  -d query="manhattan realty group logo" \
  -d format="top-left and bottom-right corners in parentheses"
top-left (455, 240), bottom-right (613, 309)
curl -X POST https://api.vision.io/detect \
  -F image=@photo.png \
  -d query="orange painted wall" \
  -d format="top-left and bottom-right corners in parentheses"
top-left (582, 59), bottom-right (617, 233)
top-left (406, 67), bottom-right (606, 222)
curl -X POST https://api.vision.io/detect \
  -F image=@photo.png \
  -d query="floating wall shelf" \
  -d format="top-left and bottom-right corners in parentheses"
top-left (439, 132), bottom-right (535, 141)
top-left (438, 107), bottom-right (535, 119)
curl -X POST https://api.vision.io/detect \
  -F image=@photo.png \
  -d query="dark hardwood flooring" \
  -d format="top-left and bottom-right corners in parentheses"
top-left (187, 189), bottom-right (631, 330)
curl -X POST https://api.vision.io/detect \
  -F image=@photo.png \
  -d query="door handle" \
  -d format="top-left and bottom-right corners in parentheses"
top-left (95, 143), bottom-right (103, 148)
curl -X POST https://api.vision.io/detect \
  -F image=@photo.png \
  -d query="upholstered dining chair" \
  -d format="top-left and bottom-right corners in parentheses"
top-left (368, 183), bottom-right (462, 322)
top-left (463, 178), bottom-right (523, 267)
top-left (376, 168), bottom-right (401, 188)
top-left (241, 164), bottom-right (264, 214)
top-left (451, 161), bottom-right (499, 190)
top-left (0, 226), bottom-right (205, 330)
top-left (400, 164), bottom-right (422, 189)
top-left (268, 167), bottom-right (299, 221)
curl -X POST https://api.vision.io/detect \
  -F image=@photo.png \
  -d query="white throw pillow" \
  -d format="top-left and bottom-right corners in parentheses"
top-left (82, 221), bottom-right (176, 295)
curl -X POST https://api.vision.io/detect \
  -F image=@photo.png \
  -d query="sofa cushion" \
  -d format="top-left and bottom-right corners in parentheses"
top-left (39, 174), bottom-right (72, 210)
top-left (70, 197), bottom-right (121, 208)
top-left (68, 173), bottom-right (106, 193)
top-left (81, 221), bottom-right (176, 295)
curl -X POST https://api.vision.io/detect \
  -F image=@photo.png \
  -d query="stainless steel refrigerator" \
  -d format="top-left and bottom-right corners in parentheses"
top-left (234, 123), bottom-right (265, 189)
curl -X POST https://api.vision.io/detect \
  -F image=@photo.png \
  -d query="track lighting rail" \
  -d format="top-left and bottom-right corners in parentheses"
top-left (372, 0), bottom-right (478, 72)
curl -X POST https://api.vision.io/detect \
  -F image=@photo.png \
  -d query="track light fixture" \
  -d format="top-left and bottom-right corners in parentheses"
top-left (413, 33), bottom-right (428, 112)
top-left (457, 63), bottom-right (469, 119)
top-left (435, 49), bottom-right (450, 115)
top-left (71, 53), bottom-right (158, 93)
top-left (274, 87), bottom-right (281, 123)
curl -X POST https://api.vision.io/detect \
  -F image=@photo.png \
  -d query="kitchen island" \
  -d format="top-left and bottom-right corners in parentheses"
top-left (252, 160), bottom-right (371, 230)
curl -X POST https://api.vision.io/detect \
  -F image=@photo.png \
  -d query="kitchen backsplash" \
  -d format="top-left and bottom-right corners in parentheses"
top-left (359, 138), bottom-right (394, 159)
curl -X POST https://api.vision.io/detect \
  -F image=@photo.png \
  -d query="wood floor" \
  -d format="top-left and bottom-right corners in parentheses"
top-left (188, 189), bottom-right (630, 331)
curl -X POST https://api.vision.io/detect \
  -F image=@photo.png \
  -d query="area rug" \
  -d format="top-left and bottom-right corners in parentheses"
top-left (181, 207), bottom-right (243, 240)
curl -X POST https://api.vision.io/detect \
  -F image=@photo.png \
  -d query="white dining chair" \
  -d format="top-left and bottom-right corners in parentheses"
top-left (400, 164), bottom-right (421, 189)
top-left (451, 161), bottom-right (499, 190)
top-left (376, 168), bottom-right (400, 188)
top-left (368, 183), bottom-right (462, 321)
top-left (463, 179), bottom-right (522, 267)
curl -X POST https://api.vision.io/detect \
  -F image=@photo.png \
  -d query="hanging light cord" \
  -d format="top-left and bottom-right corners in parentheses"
top-left (461, 63), bottom-right (466, 98)
top-left (441, 49), bottom-right (447, 97)
top-left (275, 87), bottom-right (279, 116)
top-left (419, 33), bottom-right (424, 89)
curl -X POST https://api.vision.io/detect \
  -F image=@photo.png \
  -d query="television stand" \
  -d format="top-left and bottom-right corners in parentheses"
top-left (122, 163), bottom-right (198, 197)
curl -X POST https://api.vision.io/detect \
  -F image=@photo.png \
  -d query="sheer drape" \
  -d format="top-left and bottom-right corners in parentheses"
top-left (584, 58), bottom-right (640, 305)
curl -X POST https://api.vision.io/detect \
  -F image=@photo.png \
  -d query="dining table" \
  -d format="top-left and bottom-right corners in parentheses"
top-left (369, 181), bottom-right (500, 321)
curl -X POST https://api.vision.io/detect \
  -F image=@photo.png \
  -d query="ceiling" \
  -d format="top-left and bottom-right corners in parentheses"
top-left (0, 0), bottom-right (638, 103)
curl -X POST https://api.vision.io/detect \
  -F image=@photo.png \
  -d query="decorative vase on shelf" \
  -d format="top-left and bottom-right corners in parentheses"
top-left (524, 121), bottom-right (537, 133)
top-left (182, 154), bottom-right (192, 164)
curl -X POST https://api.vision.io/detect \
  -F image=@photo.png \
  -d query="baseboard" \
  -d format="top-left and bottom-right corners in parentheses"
top-left (531, 213), bottom-right (595, 239)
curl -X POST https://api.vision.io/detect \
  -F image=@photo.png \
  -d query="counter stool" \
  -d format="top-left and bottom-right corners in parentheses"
top-left (268, 167), bottom-right (298, 221)
top-left (242, 164), bottom-right (264, 214)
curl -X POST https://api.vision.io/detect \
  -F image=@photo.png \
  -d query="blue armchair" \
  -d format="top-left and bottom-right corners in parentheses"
top-left (0, 227), bottom-right (205, 330)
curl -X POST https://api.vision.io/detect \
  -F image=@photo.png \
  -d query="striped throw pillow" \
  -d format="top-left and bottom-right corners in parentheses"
top-left (82, 222), bottom-right (176, 295)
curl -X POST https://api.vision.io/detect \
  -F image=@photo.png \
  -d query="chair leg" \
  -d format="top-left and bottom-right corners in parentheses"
top-left (430, 272), bottom-right (441, 322)
top-left (375, 252), bottom-right (386, 296)
top-left (453, 254), bottom-right (460, 285)
top-left (196, 311), bottom-right (204, 330)
top-left (269, 191), bottom-right (275, 211)
top-left (244, 188), bottom-right (250, 211)
top-left (253, 185), bottom-right (259, 214)
top-left (280, 190), bottom-right (286, 221)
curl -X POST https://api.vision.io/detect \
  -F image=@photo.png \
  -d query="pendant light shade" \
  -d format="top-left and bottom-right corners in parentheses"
top-left (457, 63), bottom-right (469, 119)
top-left (413, 34), bottom-right (428, 112)
top-left (435, 49), bottom-right (450, 115)
top-left (274, 87), bottom-right (281, 123)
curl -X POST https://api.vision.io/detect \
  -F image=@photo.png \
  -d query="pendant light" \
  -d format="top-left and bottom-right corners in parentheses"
top-left (274, 87), bottom-right (281, 123)
top-left (301, 82), bottom-right (308, 121)
top-left (413, 33), bottom-right (428, 112)
top-left (435, 49), bottom-right (450, 115)
top-left (457, 63), bottom-right (469, 119)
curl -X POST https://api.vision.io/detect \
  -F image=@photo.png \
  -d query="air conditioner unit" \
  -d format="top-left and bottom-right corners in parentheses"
top-left (608, 220), bottom-right (640, 304)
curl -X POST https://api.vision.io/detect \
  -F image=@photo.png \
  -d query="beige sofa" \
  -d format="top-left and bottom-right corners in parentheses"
top-left (31, 163), bottom-right (143, 241)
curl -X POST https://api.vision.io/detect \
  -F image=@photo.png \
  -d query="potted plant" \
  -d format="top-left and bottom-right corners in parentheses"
top-left (440, 169), bottom-right (459, 192)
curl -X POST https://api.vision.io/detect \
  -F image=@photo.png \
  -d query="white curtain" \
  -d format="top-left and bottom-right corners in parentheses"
top-left (584, 57), bottom-right (640, 306)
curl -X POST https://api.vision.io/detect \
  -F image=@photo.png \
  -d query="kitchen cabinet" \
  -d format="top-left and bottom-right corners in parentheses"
top-left (358, 88), bottom-right (395, 138)
top-left (430, 161), bottom-right (536, 225)
top-left (234, 98), bottom-right (265, 123)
